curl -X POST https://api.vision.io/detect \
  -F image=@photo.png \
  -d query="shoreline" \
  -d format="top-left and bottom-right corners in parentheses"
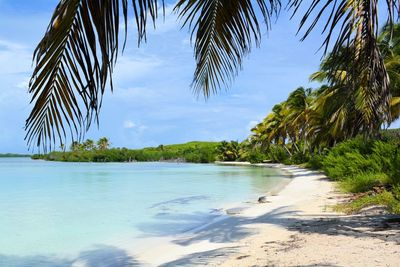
top-left (129, 163), bottom-right (326, 265)
top-left (120, 162), bottom-right (295, 266)
top-left (129, 162), bottom-right (400, 266)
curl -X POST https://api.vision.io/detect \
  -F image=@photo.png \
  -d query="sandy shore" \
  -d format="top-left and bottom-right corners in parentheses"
top-left (132, 163), bottom-right (400, 266)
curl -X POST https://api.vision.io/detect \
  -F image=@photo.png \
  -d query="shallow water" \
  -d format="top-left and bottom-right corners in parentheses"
top-left (0, 158), bottom-right (289, 266)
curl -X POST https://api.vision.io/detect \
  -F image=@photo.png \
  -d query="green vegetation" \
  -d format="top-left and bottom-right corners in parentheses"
top-left (214, 25), bottom-right (400, 214)
top-left (216, 141), bottom-right (240, 162)
top-left (33, 139), bottom-right (220, 164)
top-left (0, 153), bottom-right (31, 158)
top-left (335, 190), bottom-right (400, 214)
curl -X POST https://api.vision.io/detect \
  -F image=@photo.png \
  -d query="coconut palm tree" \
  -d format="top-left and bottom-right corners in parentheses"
top-left (216, 141), bottom-right (240, 161)
top-left (379, 23), bottom-right (400, 122)
top-left (26, 0), bottom-right (400, 149)
top-left (83, 139), bottom-right (96, 150)
top-left (283, 87), bottom-right (314, 152)
top-left (251, 102), bottom-right (290, 152)
top-left (70, 141), bottom-right (83, 151)
top-left (309, 23), bottom-right (400, 139)
top-left (97, 137), bottom-right (110, 150)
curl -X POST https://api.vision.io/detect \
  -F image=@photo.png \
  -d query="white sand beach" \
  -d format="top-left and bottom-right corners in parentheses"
top-left (133, 163), bottom-right (400, 267)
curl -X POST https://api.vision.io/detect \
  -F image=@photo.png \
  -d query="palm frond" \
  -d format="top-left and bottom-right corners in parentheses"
top-left (26, 0), bottom-right (161, 151)
top-left (175, 0), bottom-right (281, 97)
top-left (289, 0), bottom-right (400, 132)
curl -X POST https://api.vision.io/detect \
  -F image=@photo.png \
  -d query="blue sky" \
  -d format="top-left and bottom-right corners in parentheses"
top-left (0, 1), bottom-right (398, 153)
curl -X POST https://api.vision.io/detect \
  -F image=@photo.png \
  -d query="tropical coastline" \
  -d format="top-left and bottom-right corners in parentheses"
top-left (2, 1), bottom-right (400, 266)
top-left (0, 158), bottom-right (291, 267)
top-left (131, 163), bottom-right (400, 266)
top-left (217, 164), bottom-right (400, 267)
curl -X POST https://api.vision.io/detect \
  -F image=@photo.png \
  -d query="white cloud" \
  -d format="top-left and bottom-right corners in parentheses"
top-left (123, 120), bottom-right (136, 129)
top-left (123, 120), bottom-right (148, 132)
top-left (16, 78), bottom-right (29, 90)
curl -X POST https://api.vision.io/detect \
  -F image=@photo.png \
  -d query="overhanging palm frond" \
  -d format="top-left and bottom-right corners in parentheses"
top-left (175, 0), bottom-right (281, 97)
top-left (26, 0), bottom-right (161, 151)
top-left (289, 0), bottom-right (400, 131)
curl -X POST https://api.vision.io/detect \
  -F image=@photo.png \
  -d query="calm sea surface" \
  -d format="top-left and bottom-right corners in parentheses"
top-left (0, 158), bottom-right (289, 266)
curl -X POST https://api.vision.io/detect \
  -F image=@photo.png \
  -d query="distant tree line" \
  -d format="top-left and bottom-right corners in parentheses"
top-left (0, 153), bottom-right (31, 158)
top-left (32, 141), bottom-right (220, 164)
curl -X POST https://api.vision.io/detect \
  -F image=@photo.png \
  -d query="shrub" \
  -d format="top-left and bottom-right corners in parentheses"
top-left (238, 149), bottom-right (266, 163)
top-left (268, 145), bottom-right (290, 163)
top-left (371, 141), bottom-right (398, 173)
top-left (305, 154), bottom-right (325, 170)
top-left (390, 148), bottom-right (400, 185)
top-left (329, 137), bottom-right (373, 155)
top-left (323, 150), bottom-right (380, 180)
top-left (380, 128), bottom-right (400, 144)
top-left (290, 150), bottom-right (310, 165)
top-left (335, 190), bottom-right (400, 214)
top-left (339, 173), bottom-right (390, 193)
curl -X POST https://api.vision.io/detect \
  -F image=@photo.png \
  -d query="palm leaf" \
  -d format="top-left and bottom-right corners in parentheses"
top-left (289, 0), bottom-right (400, 131)
top-left (26, 0), bottom-right (161, 151)
top-left (174, 0), bottom-right (281, 97)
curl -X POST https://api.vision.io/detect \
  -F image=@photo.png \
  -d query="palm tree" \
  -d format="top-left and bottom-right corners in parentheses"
top-left (216, 141), bottom-right (240, 161)
top-left (83, 139), bottom-right (96, 150)
top-left (251, 102), bottom-right (296, 156)
top-left (97, 137), bottom-right (110, 150)
top-left (26, 0), bottom-right (400, 149)
top-left (309, 23), bottom-right (400, 139)
top-left (70, 141), bottom-right (83, 152)
top-left (283, 87), bottom-right (314, 152)
top-left (379, 23), bottom-right (400, 122)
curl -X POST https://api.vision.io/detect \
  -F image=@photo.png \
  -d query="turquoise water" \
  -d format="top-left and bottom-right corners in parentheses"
top-left (0, 158), bottom-right (288, 266)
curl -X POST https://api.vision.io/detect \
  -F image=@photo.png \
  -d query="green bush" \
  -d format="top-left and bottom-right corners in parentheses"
top-left (238, 149), bottom-right (266, 163)
top-left (290, 150), bottom-right (310, 165)
top-left (390, 148), bottom-right (400, 184)
top-left (305, 154), bottom-right (325, 169)
top-left (336, 190), bottom-right (400, 214)
top-left (371, 141), bottom-right (398, 173)
top-left (268, 145), bottom-right (290, 163)
top-left (340, 173), bottom-right (390, 193)
top-left (393, 184), bottom-right (400, 200)
top-left (323, 150), bottom-right (380, 180)
top-left (321, 136), bottom-right (400, 214)
top-left (330, 137), bottom-right (373, 155)
top-left (380, 128), bottom-right (400, 144)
